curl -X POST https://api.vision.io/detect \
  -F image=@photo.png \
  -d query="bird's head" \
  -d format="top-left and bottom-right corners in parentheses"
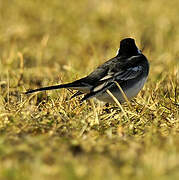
top-left (117, 38), bottom-right (141, 57)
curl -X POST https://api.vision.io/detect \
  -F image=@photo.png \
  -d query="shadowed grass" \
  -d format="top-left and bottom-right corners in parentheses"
top-left (0, 0), bottom-right (179, 179)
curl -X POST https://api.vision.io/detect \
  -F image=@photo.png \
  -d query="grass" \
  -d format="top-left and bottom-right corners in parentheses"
top-left (0, 0), bottom-right (178, 179)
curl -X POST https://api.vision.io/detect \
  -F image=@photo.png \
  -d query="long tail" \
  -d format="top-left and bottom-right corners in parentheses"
top-left (25, 83), bottom-right (73, 94)
top-left (25, 77), bottom-right (90, 94)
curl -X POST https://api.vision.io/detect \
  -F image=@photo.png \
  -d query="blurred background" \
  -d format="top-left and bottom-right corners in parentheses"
top-left (0, 0), bottom-right (178, 88)
top-left (0, 0), bottom-right (178, 180)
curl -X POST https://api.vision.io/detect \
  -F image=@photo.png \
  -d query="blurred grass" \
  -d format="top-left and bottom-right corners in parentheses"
top-left (0, 0), bottom-right (178, 179)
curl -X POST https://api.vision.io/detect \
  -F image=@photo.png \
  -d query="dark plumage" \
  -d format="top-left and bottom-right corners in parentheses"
top-left (25, 38), bottom-right (149, 103)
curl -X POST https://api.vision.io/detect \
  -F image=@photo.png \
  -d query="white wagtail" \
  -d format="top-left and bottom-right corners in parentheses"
top-left (25, 38), bottom-right (149, 103)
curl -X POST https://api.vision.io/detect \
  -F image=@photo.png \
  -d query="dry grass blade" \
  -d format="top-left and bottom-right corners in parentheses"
top-left (106, 89), bottom-right (129, 120)
top-left (114, 81), bottom-right (132, 109)
top-left (17, 52), bottom-right (24, 85)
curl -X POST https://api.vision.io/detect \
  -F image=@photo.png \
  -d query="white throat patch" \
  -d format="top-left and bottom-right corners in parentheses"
top-left (137, 48), bottom-right (142, 54)
top-left (116, 48), bottom-right (120, 56)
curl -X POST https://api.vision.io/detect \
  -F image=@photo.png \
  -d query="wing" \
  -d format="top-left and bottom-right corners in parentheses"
top-left (81, 63), bottom-right (143, 102)
top-left (71, 54), bottom-right (145, 101)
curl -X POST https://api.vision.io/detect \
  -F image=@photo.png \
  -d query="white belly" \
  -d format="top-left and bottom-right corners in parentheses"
top-left (96, 77), bottom-right (147, 103)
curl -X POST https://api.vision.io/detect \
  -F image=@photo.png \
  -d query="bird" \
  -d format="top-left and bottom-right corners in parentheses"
top-left (25, 38), bottom-right (149, 104)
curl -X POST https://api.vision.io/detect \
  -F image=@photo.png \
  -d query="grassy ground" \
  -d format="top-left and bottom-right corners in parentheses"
top-left (0, 0), bottom-right (178, 179)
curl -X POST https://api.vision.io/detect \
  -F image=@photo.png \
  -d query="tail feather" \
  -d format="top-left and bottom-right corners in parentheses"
top-left (25, 78), bottom-right (91, 94)
top-left (70, 91), bottom-right (84, 99)
top-left (25, 83), bottom-right (72, 94)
